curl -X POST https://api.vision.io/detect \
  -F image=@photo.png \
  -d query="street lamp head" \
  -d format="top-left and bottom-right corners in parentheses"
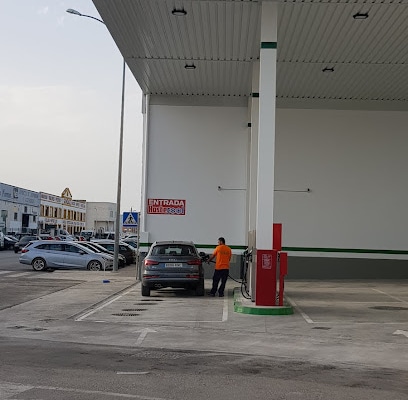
top-left (66, 8), bottom-right (82, 16)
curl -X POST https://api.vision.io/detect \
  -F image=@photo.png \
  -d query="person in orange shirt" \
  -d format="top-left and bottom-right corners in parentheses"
top-left (207, 237), bottom-right (232, 297)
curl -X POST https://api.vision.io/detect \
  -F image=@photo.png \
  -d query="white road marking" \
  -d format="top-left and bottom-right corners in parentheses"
top-left (0, 271), bottom-right (13, 275)
top-left (284, 295), bottom-right (314, 324)
top-left (135, 328), bottom-right (157, 345)
top-left (372, 288), bottom-right (408, 305)
top-left (393, 329), bottom-right (408, 338)
top-left (222, 296), bottom-right (228, 321)
top-left (0, 382), bottom-right (32, 398)
top-left (75, 289), bottom-right (135, 321)
top-left (5, 272), bottom-right (31, 278)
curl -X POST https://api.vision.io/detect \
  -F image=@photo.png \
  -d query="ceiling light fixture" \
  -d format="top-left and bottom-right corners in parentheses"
top-left (172, 8), bottom-right (187, 16)
top-left (185, 64), bottom-right (196, 70)
top-left (353, 12), bottom-right (369, 20)
top-left (322, 67), bottom-right (334, 73)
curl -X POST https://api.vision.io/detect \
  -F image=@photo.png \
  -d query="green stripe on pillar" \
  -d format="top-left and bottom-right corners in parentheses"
top-left (261, 42), bottom-right (277, 49)
top-left (251, 92), bottom-right (259, 98)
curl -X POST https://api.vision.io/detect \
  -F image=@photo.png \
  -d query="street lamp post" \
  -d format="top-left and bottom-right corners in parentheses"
top-left (66, 8), bottom-right (125, 271)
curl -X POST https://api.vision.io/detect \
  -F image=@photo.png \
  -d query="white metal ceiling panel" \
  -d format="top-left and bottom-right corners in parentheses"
top-left (127, 58), bottom-right (252, 96)
top-left (93, 0), bottom-right (408, 107)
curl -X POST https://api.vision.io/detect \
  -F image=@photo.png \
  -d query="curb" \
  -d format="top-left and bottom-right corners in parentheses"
top-left (69, 281), bottom-right (138, 320)
top-left (233, 287), bottom-right (294, 315)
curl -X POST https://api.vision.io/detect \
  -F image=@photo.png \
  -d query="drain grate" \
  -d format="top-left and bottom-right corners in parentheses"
top-left (112, 313), bottom-right (140, 317)
top-left (370, 306), bottom-right (408, 311)
top-left (312, 327), bottom-right (331, 330)
top-left (122, 308), bottom-right (147, 312)
top-left (140, 298), bottom-right (164, 301)
top-left (26, 327), bottom-right (47, 332)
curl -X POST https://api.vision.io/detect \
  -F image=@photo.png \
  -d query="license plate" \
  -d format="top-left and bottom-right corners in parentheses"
top-left (165, 263), bottom-right (182, 268)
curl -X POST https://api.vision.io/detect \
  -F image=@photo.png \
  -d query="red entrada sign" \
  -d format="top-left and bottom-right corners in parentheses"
top-left (147, 198), bottom-right (186, 215)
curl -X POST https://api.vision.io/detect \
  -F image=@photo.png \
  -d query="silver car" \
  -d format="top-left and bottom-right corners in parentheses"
top-left (19, 240), bottom-right (113, 271)
top-left (76, 241), bottom-right (126, 268)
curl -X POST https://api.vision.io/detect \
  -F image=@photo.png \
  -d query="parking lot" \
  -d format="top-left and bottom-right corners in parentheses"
top-left (0, 250), bottom-right (407, 372)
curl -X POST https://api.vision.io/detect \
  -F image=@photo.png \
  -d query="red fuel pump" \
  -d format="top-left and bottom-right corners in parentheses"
top-left (255, 223), bottom-right (287, 306)
top-left (255, 249), bottom-right (277, 306)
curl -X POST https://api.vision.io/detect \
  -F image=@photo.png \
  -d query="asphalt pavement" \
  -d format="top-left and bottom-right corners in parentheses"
top-left (0, 251), bottom-right (407, 399)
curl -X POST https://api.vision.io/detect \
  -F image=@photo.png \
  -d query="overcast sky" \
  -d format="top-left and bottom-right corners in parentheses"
top-left (0, 0), bottom-right (143, 212)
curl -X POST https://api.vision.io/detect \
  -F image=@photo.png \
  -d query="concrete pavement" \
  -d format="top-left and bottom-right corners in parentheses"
top-left (0, 267), bottom-right (407, 373)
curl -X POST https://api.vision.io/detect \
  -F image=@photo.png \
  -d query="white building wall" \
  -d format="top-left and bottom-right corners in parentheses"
top-left (86, 202), bottom-right (116, 233)
top-left (141, 104), bottom-right (408, 260)
top-left (0, 183), bottom-right (40, 234)
top-left (144, 105), bottom-right (248, 248)
top-left (275, 108), bottom-right (408, 256)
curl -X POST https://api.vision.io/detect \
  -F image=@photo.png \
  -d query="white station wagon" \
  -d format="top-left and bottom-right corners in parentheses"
top-left (19, 240), bottom-right (113, 271)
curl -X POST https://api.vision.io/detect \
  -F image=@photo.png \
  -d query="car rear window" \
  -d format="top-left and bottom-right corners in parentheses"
top-left (21, 236), bottom-right (36, 243)
top-left (151, 245), bottom-right (196, 256)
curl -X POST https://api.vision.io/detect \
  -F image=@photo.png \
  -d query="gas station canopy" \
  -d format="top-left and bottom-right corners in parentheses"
top-left (93, 0), bottom-right (408, 109)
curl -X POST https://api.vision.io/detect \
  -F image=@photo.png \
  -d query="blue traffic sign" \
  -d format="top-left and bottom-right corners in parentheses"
top-left (122, 212), bottom-right (138, 227)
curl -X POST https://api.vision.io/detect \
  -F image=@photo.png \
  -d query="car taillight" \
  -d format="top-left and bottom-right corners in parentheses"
top-left (144, 259), bottom-right (159, 266)
top-left (143, 275), bottom-right (160, 279)
top-left (187, 259), bottom-right (202, 265)
top-left (186, 274), bottom-right (200, 279)
top-left (21, 249), bottom-right (29, 253)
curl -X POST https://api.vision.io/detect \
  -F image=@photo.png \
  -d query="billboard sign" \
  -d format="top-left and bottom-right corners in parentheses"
top-left (147, 199), bottom-right (186, 215)
top-left (0, 183), bottom-right (40, 207)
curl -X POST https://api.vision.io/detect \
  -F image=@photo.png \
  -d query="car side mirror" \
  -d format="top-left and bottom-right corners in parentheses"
top-left (79, 251), bottom-right (86, 255)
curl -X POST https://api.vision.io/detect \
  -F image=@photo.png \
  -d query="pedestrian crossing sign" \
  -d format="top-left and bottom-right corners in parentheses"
top-left (122, 212), bottom-right (138, 227)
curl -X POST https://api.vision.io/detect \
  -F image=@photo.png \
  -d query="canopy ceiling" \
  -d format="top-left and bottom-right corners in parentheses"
top-left (93, 0), bottom-right (408, 109)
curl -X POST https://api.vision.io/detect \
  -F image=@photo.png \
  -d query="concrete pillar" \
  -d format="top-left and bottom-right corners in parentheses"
top-left (256, 2), bottom-right (277, 250)
top-left (249, 62), bottom-right (260, 232)
top-left (248, 62), bottom-right (260, 299)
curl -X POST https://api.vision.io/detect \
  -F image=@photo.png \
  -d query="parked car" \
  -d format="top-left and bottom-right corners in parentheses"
top-left (14, 235), bottom-right (38, 253)
top-left (94, 232), bottom-right (115, 240)
top-left (58, 234), bottom-right (76, 241)
top-left (4, 235), bottom-right (18, 250)
top-left (77, 241), bottom-right (126, 268)
top-left (124, 233), bottom-right (138, 240)
top-left (80, 230), bottom-right (94, 241)
top-left (141, 241), bottom-right (205, 297)
top-left (19, 240), bottom-right (113, 271)
top-left (123, 238), bottom-right (137, 248)
top-left (38, 234), bottom-right (53, 241)
top-left (94, 240), bottom-right (136, 265)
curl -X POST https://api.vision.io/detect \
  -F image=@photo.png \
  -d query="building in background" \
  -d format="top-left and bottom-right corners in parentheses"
top-left (39, 188), bottom-right (86, 236)
top-left (0, 182), bottom-right (41, 235)
top-left (85, 202), bottom-right (116, 237)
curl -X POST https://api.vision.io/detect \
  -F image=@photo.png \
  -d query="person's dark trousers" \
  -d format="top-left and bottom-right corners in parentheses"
top-left (210, 269), bottom-right (229, 296)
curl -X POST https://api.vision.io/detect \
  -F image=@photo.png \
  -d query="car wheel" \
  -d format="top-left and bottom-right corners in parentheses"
top-left (88, 260), bottom-right (102, 271)
top-left (14, 248), bottom-right (19, 253)
top-left (195, 279), bottom-right (205, 296)
top-left (141, 285), bottom-right (150, 297)
top-left (32, 258), bottom-right (47, 272)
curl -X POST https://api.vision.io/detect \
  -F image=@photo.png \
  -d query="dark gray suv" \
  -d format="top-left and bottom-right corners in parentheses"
top-left (141, 241), bottom-right (205, 297)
